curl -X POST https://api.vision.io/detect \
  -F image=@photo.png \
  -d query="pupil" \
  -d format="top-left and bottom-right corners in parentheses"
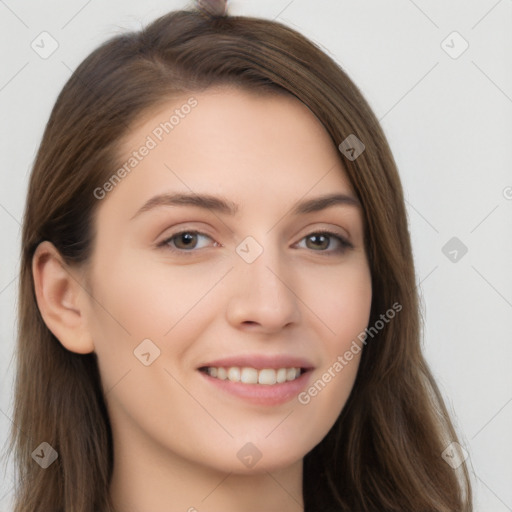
top-left (309, 234), bottom-right (328, 250)
top-left (178, 233), bottom-right (195, 248)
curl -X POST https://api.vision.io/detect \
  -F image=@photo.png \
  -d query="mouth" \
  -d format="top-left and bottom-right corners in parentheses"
top-left (197, 355), bottom-right (314, 406)
top-left (198, 366), bottom-right (306, 385)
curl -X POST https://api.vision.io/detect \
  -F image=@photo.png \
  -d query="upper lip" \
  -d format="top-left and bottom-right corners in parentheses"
top-left (198, 354), bottom-right (315, 371)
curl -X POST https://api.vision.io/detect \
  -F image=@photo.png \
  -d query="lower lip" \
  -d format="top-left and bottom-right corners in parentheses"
top-left (199, 370), bottom-right (313, 406)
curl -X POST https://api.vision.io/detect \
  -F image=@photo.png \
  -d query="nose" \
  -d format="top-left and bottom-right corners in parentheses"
top-left (225, 241), bottom-right (301, 334)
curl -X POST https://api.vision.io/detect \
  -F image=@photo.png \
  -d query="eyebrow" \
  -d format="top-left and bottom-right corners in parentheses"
top-left (130, 191), bottom-right (360, 220)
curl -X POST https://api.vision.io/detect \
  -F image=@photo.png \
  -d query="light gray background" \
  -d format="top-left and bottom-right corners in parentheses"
top-left (1, 1), bottom-right (511, 510)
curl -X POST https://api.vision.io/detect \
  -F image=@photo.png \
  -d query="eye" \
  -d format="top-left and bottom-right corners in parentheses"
top-left (157, 229), bottom-right (353, 255)
top-left (296, 230), bottom-right (353, 253)
top-left (159, 230), bottom-right (217, 252)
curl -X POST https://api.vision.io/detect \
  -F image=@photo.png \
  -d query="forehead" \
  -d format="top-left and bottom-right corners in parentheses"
top-left (124, 85), bottom-right (340, 156)
top-left (99, 86), bottom-right (356, 218)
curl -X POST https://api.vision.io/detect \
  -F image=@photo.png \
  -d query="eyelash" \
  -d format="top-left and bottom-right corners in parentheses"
top-left (157, 229), bottom-right (354, 255)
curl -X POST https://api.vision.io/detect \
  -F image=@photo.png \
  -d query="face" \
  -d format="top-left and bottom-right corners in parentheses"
top-left (84, 86), bottom-right (372, 475)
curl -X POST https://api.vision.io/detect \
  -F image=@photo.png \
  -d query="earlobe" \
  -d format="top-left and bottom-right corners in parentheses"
top-left (32, 241), bottom-right (95, 354)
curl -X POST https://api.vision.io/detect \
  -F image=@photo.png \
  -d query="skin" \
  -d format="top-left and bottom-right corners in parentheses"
top-left (33, 86), bottom-right (372, 512)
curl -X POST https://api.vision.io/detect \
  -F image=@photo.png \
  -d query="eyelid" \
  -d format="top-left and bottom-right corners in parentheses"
top-left (293, 229), bottom-right (353, 253)
top-left (295, 224), bottom-right (353, 245)
top-left (157, 230), bottom-right (218, 251)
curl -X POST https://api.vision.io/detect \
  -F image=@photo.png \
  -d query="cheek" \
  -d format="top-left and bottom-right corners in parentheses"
top-left (85, 249), bottom-right (232, 395)
top-left (298, 259), bottom-right (371, 414)
top-left (88, 248), bottom-right (228, 340)
top-left (309, 257), bottom-right (372, 347)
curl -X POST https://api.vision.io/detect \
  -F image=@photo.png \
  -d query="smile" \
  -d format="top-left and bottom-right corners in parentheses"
top-left (200, 366), bottom-right (303, 385)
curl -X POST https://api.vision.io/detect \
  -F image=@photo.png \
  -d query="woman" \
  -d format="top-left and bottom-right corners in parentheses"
top-left (7, 0), bottom-right (472, 510)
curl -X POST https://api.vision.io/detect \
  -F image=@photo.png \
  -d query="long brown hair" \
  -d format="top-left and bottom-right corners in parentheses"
top-left (6, 3), bottom-right (472, 511)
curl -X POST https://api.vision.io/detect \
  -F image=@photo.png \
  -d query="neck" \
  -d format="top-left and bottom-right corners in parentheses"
top-left (109, 422), bottom-right (304, 512)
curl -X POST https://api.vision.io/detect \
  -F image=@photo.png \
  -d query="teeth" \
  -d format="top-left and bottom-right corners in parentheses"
top-left (241, 367), bottom-right (258, 383)
top-left (227, 367), bottom-right (241, 382)
top-left (258, 369), bottom-right (276, 385)
top-left (286, 368), bottom-right (298, 381)
top-left (205, 366), bottom-right (302, 385)
top-left (276, 368), bottom-right (287, 383)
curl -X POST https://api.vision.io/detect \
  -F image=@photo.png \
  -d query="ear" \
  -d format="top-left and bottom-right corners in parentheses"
top-left (32, 241), bottom-right (95, 354)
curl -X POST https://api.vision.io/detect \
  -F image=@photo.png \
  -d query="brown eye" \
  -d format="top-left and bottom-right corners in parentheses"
top-left (305, 234), bottom-right (330, 250)
top-left (161, 231), bottom-right (214, 251)
top-left (173, 232), bottom-right (198, 249)
top-left (297, 231), bottom-right (353, 253)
